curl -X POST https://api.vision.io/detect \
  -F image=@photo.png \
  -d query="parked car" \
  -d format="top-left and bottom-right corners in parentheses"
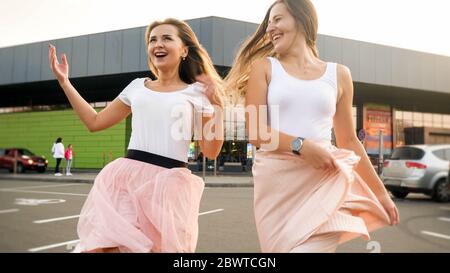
top-left (0, 148), bottom-right (48, 173)
top-left (381, 144), bottom-right (450, 202)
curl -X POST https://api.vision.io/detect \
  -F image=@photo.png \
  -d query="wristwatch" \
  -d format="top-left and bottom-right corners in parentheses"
top-left (291, 137), bottom-right (305, 155)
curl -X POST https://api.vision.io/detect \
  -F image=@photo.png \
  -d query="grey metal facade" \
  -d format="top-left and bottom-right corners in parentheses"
top-left (0, 16), bottom-right (449, 112)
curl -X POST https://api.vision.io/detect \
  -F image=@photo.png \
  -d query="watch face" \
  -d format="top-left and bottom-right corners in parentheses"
top-left (292, 138), bottom-right (301, 151)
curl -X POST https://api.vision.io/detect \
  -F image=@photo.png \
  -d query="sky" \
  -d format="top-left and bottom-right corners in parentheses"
top-left (1, 0), bottom-right (449, 57)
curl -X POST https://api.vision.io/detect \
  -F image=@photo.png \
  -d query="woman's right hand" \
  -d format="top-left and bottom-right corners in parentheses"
top-left (300, 139), bottom-right (337, 171)
top-left (48, 44), bottom-right (69, 85)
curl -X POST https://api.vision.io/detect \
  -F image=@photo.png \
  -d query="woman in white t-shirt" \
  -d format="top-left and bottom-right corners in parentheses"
top-left (51, 137), bottom-right (65, 176)
top-left (49, 18), bottom-right (225, 253)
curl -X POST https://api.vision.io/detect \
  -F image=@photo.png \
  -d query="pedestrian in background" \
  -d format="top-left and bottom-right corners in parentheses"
top-left (51, 137), bottom-right (64, 176)
top-left (65, 144), bottom-right (74, 176)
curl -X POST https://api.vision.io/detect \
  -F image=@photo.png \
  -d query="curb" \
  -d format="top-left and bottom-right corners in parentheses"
top-left (0, 175), bottom-right (254, 188)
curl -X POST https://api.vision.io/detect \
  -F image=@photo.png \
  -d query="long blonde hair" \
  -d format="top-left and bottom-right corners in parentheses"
top-left (225, 0), bottom-right (319, 103)
top-left (145, 18), bottom-right (226, 104)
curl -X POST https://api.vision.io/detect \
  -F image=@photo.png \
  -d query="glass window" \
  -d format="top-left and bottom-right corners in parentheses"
top-left (403, 111), bottom-right (412, 120)
top-left (390, 147), bottom-right (425, 160)
top-left (413, 112), bottom-right (423, 126)
top-left (443, 115), bottom-right (450, 129)
top-left (432, 149), bottom-right (446, 161)
top-left (445, 149), bottom-right (450, 161)
top-left (413, 112), bottom-right (422, 121)
top-left (423, 113), bottom-right (433, 127)
top-left (19, 149), bottom-right (35, 156)
top-left (403, 119), bottom-right (413, 127)
top-left (433, 114), bottom-right (443, 128)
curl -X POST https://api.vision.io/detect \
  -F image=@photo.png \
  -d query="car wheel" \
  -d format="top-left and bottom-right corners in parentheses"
top-left (391, 190), bottom-right (409, 199)
top-left (432, 179), bottom-right (450, 203)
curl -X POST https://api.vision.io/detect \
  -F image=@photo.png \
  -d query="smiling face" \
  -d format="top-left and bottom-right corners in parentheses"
top-left (147, 24), bottom-right (188, 73)
top-left (266, 2), bottom-right (303, 55)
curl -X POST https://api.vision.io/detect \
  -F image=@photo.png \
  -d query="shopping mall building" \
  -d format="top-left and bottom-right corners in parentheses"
top-left (1, 16), bottom-right (449, 171)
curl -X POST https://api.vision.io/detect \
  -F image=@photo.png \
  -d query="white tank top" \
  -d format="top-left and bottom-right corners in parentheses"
top-left (267, 57), bottom-right (338, 142)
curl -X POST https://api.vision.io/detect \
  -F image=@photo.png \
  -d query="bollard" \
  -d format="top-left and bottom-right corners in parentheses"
top-left (202, 153), bottom-right (206, 180)
top-left (378, 130), bottom-right (384, 175)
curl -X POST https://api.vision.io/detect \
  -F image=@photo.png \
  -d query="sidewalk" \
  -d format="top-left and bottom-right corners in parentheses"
top-left (0, 170), bottom-right (254, 187)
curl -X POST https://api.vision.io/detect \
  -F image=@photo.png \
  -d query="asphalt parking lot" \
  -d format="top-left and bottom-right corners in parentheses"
top-left (0, 179), bottom-right (449, 253)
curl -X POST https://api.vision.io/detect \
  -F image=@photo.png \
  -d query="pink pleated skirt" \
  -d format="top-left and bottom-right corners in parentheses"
top-left (252, 142), bottom-right (391, 252)
top-left (73, 157), bottom-right (204, 253)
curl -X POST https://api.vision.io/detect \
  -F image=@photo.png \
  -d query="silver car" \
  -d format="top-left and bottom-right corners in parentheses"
top-left (381, 144), bottom-right (450, 202)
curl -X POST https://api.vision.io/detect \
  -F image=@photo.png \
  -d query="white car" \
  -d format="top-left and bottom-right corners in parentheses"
top-left (381, 144), bottom-right (450, 202)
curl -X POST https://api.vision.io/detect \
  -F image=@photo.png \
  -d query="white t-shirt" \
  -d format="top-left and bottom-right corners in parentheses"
top-left (51, 143), bottom-right (65, 159)
top-left (118, 78), bottom-right (214, 162)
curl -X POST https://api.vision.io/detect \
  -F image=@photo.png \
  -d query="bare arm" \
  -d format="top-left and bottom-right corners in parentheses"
top-left (198, 109), bottom-right (224, 160)
top-left (333, 64), bottom-right (388, 196)
top-left (195, 74), bottom-right (224, 160)
top-left (333, 64), bottom-right (399, 225)
top-left (49, 44), bottom-right (131, 132)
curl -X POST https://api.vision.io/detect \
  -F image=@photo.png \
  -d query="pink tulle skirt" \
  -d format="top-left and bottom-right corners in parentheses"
top-left (253, 142), bottom-right (391, 252)
top-left (73, 157), bottom-right (204, 253)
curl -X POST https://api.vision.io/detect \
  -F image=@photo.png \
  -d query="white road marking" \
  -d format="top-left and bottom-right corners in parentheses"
top-left (34, 215), bottom-right (80, 224)
top-left (15, 198), bottom-right (66, 206)
top-left (33, 210), bottom-right (225, 224)
top-left (28, 239), bottom-right (80, 253)
top-left (0, 189), bottom-right (87, 197)
top-left (1, 183), bottom-right (81, 191)
top-left (0, 208), bottom-right (19, 214)
top-left (199, 208), bottom-right (224, 216)
top-left (29, 208), bottom-right (225, 252)
top-left (421, 231), bottom-right (450, 240)
top-left (26, 197), bottom-right (223, 252)
top-left (438, 217), bottom-right (450, 223)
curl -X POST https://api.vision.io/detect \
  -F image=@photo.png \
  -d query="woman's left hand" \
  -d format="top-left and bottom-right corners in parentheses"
top-left (195, 74), bottom-right (223, 107)
top-left (377, 192), bottom-right (400, 226)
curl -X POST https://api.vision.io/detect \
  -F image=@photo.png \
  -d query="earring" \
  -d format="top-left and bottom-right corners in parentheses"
top-left (182, 56), bottom-right (186, 61)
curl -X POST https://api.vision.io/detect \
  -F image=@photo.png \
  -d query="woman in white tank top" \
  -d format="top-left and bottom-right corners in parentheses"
top-left (226, 0), bottom-right (399, 253)
top-left (49, 19), bottom-right (225, 253)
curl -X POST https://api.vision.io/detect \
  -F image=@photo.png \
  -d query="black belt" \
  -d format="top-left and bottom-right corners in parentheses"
top-left (125, 149), bottom-right (188, 169)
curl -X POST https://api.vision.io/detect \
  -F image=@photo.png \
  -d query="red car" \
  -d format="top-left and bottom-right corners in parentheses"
top-left (0, 148), bottom-right (48, 173)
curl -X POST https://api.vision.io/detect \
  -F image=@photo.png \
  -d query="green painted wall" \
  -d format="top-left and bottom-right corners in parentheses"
top-left (0, 109), bottom-right (130, 169)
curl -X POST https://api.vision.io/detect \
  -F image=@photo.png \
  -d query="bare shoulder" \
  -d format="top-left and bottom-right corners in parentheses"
top-left (251, 57), bottom-right (271, 83)
top-left (336, 64), bottom-right (352, 82)
top-left (252, 57), bottom-right (270, 67)
top-left (336, 64), bottom-right (353, 102)
top-left (252, 58), bottom-right (271, 73)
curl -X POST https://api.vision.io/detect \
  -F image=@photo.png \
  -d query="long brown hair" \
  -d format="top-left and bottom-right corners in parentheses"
top-left (225, 0), bottom-right (319, 102)
top-left (145, 18), bottom-right (225, 103)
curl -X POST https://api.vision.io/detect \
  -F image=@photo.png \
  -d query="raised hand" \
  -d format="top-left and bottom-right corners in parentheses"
top-left (48, 44), bottom-right (69, 85)
top-left (377, 192), bottom-right (400, 226)
top-left (195, 74), bottom-right (223, 107)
